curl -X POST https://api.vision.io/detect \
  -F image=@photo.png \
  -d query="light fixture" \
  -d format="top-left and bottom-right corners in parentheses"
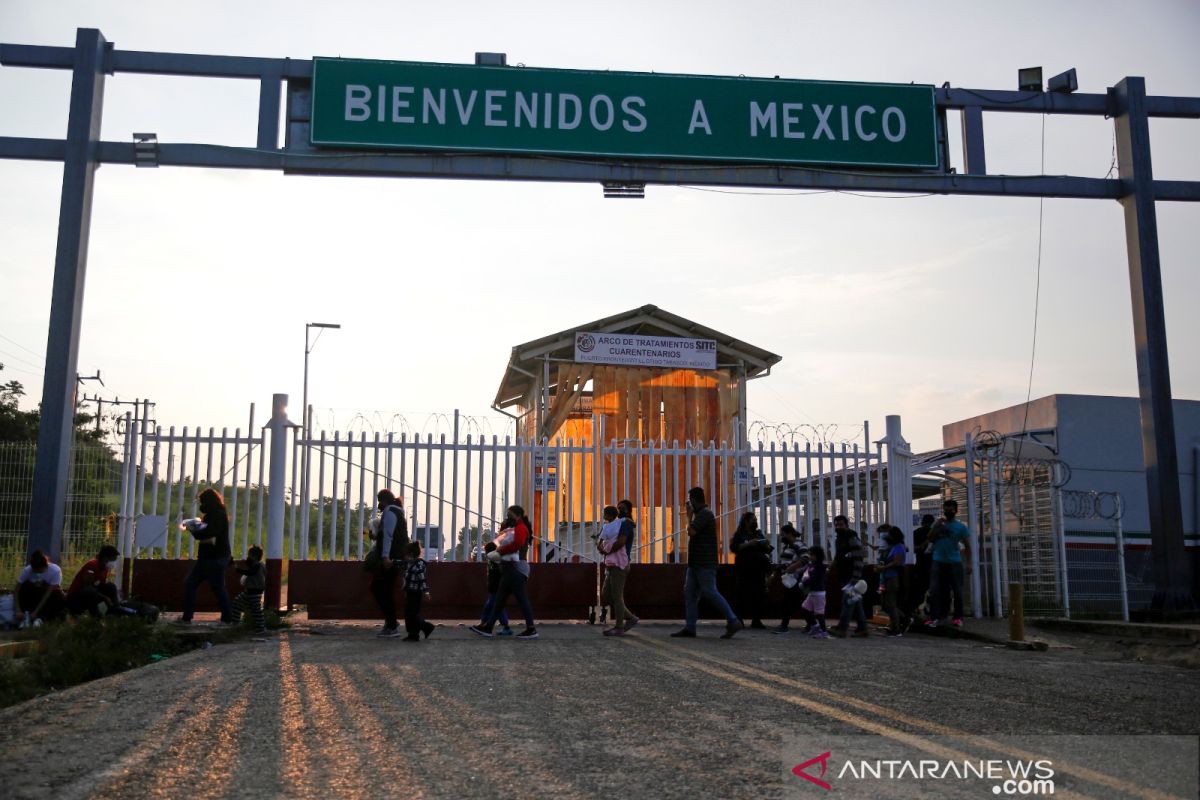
top-left (133, 132), bottom-right (159, 167)
top-left (1018, 67), bottom-right (1043, 92)
top-left (1048, 68), bottom-right (1078, 94)
top-left (603, 181), bottom-right (645, 199)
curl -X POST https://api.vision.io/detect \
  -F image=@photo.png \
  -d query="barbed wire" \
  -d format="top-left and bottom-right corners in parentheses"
top-left (1060, 489), bottom-right (1124, 521)
top-left (748, 421), bottom-right (864, 447)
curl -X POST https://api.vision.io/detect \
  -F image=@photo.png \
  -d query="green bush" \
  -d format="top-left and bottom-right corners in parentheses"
top-left (0, 616), bottom-right (194, 708)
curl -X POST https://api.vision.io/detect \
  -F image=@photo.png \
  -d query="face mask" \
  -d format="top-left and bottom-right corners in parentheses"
top-left (105, 560), bottom-right (118, 572)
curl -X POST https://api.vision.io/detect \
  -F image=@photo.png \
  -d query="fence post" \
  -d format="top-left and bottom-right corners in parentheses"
top-left (884, 415), bottom-right (913, 560)
top-left (1115, 495), bottom-right (1129, 622)
top-left (965, 432), bottom-right (982, 618)
top-left (1054, 477), bottom-right (1071, 620)
top-left (266, 393), bottom-right (291, 612)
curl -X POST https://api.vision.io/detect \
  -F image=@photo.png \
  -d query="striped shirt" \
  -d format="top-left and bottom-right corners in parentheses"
top-left (404, 558), bottom-right (430, 593)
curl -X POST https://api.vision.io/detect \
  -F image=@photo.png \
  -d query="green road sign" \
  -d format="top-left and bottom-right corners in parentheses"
top-left (310, 58), bottom-right (938, 169)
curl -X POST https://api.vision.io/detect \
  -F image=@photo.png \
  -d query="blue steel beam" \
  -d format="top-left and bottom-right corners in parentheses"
top-left (27, 29), bottom-right (108, 561)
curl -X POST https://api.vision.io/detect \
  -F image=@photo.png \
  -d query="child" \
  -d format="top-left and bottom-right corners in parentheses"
top-left (879, 526), bottom-right (909, 637)
top-left (800, 545), bottom-right (829, 638)
top-left (232, 545), bottom-right (268, 634)
top-left (402, 541), bottom-right (435, 642)
top-left (480, 541), bottom-right (513, 636)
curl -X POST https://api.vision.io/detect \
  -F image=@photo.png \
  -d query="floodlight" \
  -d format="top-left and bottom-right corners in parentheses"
top-left (475, 52), bottom-right (507, 66)
top-left (602, 181), bottom-right (645, 199)
top-left (1048, 68), bottom-right (1078, 94)
top-left (133, 132), bottom-right (159, 167)
top-left (1018, 67), bottom-right (1043, 92)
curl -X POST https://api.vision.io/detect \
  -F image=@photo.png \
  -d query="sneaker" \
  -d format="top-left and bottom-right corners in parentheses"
top-left (32, 618), bottom-right (43, 628)
top-left (496, 627), bottom-right (514, 637)
top-left (422, 623), bottom-right (435, 639)
top-left (831, 628), bottom-right (848, 638)
top-left (517, 627), bottom-right (539, 640)
top-left (376, 626), bottom-right (402, 638)
top-left (853, 629), bottom-right (870, 638)
top-left (468, 625), bottom-right (493, 638)
top-left (17, 617), bottom-right (29, 630)
top-left (885, 630), bottom-right (904, 638)
top-left (923, 619), bottom-right (939, 629)
top-left (771, 625), bottom-right (790, 634)
top-left (602, 627), bottom-right (625, 637)
top-left (669, 628), bottom-right (697, 638)
top-left (622, 616), bottom-right (640, 632)
top-left (810, 630), bottom-right (830, 640)
top-left (951, 618), bottom-right (963, 628)
top-left (749, 621), bottom-right (767, 630)
top-left (720, 620), bottom-right (744, 639)
top-left (172, 618), bottom-right (193, 627)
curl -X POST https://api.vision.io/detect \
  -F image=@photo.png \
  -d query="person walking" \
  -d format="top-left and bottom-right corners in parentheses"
top-left (671, 487), bottom-right (742, 639)
top-left (906, 513), bottom-right (935, 618)
top-left (878, 525), bottom-right (909, 637)
top-left (370, 489), bottom-right (408, 638)
top-left (925, 499), bottom-right (972, 628)
top-left (470, 505), bottom-right (538, 640)
top-left (596, 506), bottom-right (632, 637)
top-left (401, 541), bottom-right (435, 642)
top-left (730, 512), bottom-right (772, 630)
top-left (616, 499), bottom-right (640, 631)
top-left (772, 523), bottom-right (809, 633)
top-left (177, 488), bottom-right (234, 626)
top-left (832, 515), bottom-right (868, 638)
top-left (232, 544), bottom-right (268, 635)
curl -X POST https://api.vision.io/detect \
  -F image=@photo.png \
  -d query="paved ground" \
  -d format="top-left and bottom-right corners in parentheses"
top-left (0, 619), bottom-right (1197, 799)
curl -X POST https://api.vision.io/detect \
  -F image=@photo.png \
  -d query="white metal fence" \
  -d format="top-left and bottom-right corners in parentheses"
top-left (116, 405), bottom-right (894, 567)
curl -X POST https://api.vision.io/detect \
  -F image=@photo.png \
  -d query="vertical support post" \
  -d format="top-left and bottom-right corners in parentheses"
top-left (884, 415), bottom-right (913, 561)
top-left (1112, 76), bottom-right (1193, 612)
top-left (28, 28), bottom-right (108, 561)
top-left (266, 393), bottom-right (290, 612)
top-left (960, 105), bottom-right (987, 175)
top-left (965, 433), bottom-right (983, 618)
top-left (1115, 495), bottom-right (1130, 623)
top-left (1054, 480), bottom-right (1071, 619)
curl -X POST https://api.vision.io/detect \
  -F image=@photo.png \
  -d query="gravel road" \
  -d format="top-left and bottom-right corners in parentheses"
top-left (0, 621), bottom-right (1196, 799)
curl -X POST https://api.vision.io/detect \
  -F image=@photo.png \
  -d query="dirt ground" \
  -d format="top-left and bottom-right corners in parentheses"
top-left (0, 619), bottom-right (1197, 799)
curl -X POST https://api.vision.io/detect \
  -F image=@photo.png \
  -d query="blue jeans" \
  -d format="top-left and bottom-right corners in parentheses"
top-left (930, 561), bottom-right (965, 620)
top-left (683, 567), bottom-right (737, 631)
top-left (480, 592), bottom-right (510, 627)
top-left (483, 563), bottom-right (534, 630)
top-left (183, 557), bottom-right (233, 622)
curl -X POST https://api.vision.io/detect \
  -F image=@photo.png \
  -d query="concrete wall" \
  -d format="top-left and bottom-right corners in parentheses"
top-left (943, 394), bottom-right (1200, 540)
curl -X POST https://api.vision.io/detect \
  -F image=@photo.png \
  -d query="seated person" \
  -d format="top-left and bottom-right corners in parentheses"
top-left (67, 544), bottom-right (122, 617)
top-left (16, 549), bottom-right (66, 628)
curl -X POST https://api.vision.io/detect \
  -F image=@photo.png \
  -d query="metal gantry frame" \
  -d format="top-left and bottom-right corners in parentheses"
top-left (2, 28), bottom-right (1198, 608)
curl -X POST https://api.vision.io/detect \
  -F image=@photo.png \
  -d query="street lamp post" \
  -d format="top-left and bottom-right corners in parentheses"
top-left (300, 322), bottom-right (340, 561)
top-left (303, 322), bottom-right (341, 440)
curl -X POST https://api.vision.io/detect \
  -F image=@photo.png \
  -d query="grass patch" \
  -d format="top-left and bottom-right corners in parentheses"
top-left (0, 616), bottom-right (200, 709)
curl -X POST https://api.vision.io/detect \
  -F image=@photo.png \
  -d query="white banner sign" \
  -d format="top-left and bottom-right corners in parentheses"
top-left (574, 331), bottom-right (718, 370)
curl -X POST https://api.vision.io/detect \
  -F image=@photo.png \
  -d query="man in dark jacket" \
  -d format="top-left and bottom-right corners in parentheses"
top-left (671, 487), bottom-right (742, 639)
top-left (832, 515), bottom-right (868, 637)
top-left (371, 489), bottom-right (408, 638)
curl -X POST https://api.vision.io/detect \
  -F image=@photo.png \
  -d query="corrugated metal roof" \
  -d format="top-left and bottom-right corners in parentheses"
top-left (493, 304), bottom-right (782, 409)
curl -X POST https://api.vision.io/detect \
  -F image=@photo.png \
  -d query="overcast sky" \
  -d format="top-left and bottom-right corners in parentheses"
top-left (1, 0), bottom-right (1197, 452)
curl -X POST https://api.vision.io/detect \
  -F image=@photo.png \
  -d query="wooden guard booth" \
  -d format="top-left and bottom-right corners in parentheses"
top-left (494, 305), bottom-right (781, 564)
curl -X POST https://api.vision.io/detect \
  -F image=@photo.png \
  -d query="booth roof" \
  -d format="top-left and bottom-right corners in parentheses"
top-left (493, 304), bottom-right (782, 410)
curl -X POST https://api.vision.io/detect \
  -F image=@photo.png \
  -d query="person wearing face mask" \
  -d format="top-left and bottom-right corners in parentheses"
top-left (66, 544), bottom-right (123, 617)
